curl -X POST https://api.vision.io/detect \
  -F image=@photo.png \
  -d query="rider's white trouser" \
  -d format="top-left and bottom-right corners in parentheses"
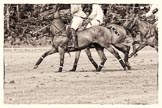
top-left (86, 19), bottom-right (100, 28)
top-left (71, 16), bottom-right (84, 30)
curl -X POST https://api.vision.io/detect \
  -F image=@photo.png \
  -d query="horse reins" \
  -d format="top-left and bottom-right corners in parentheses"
top-left (51, 23), bottom-right (66, 36)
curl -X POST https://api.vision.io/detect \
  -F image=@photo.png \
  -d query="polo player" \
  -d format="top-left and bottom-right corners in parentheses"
top-left (86, 4), bottom-right (104, 28)
top-left (70, 4), bottom-right (87, 48)
top-left (145, 4), bottom-right (158, 39)
top-left (145, 4), bottom-right (158, 23)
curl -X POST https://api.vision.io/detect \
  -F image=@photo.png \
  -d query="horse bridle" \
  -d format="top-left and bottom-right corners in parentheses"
top-left (48, 15), bottom-right (66, 36)
top-left (44, 5), bottom-right (66, 36)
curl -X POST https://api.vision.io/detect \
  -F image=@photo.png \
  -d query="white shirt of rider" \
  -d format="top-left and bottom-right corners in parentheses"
top-left (71, 5), bottom-right (87, 18)
top-left (146, 4), bottom-right (158, 19)
top-left (88, 4), bottom-right (104, 23)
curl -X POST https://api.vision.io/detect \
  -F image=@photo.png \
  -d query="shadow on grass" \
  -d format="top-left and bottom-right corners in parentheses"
top-left (60, 67), bottom-right (141, 73)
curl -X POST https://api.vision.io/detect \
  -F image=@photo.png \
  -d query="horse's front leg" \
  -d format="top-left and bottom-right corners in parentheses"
top-left (58, 47), bottom-right (65, 72)
top-left (33, 47), bottom-right (57, 69)
top-left (70, 48), bottom-right (98, 71)
top-left (95, 46), bottom-right (107, 72)
top-left (129, 41), bottom-right (146, 58)
top-left (132, 41), bottom-right (140, 57)
top-left (70, 51), bottom-right (81, 71)
top-left (84, 48), bottom-right (98, 70)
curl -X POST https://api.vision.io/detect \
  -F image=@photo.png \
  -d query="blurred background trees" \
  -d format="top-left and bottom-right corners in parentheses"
top-left (4, 4), bottom-right (150, 47)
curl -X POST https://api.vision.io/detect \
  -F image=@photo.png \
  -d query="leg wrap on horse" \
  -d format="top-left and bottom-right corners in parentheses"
top-left (99, 64), bottom-right (104, 68)
top-left (59, 65), bottom-right (63, 68)
top-left (97, 63), bottom-right (105, 72)
top-left (35, 56), bottom-right (44, 66)
top-left (40, 56), bottom-right (44, 59)
top-left (58, 65), bottom-right (63, 72)
top-left (118, 58), bottom-right (126, 69)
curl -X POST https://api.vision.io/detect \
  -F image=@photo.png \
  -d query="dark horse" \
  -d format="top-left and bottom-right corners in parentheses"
top-left (127, 15), bottom-right (158, 58)
top-left (33, 8), bottom-right (131, 72)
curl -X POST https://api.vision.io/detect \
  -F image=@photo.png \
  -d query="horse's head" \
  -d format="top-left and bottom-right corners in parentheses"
top-left (39, 4), bottom-right (60, 20)
top-left (126, 15), bottom-right (139, 30)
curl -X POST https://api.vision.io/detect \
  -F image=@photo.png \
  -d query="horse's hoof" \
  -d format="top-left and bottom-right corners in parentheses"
top-left (128, 54), bottom-right (133, 58)
top-left (96, 67), bottom-right (101, 72)
top-left (125, 62), bottom-right (131, 70)
top-left (33, 65), bottom-right (38, 69)
top-left (134, 53), bottom-right (138, 58)
top-left (69, 69), bottom-right (76, 71)
top-left (56, 70), bottom-right (62, 73)
top-left (127, 66), bottom-right (131, 70)
top-left (56, 69), bottom-right (62, 73)
top-left (94, 66), bottom-right (98, 70)
top-left (124, 67), bottom-right (127, 71)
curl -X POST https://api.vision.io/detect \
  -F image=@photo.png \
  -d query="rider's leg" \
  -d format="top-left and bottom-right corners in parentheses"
top-left (71, 16), bottom-right (84, 48)
top-left (86, 19), bottom-right (100, 28)
top-left (71, 28), bottom-right (78, 48)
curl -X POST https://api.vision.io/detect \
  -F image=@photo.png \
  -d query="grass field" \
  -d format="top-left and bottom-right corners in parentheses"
top-left (4, 47), bottom-right (158, 104)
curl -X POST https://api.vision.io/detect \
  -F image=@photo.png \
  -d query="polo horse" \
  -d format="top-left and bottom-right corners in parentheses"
top-left (122, 16), bottom-right (141, 57)
top-left (70, 23), bottom-right (132, 71)
top-left (127, 15), bottom-right (158, 58)
top-left (33, 7), bottom-right (131, 72)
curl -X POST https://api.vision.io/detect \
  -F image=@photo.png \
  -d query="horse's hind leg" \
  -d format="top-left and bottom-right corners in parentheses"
top-left (113, 44), bottom-right (131, 70)
top-left (106, 46), bottom-right (127, 70)
top-left (33, 47), bottom-right (57, 69)
top-left (95, 46), bottom-right (107, 72)
top-left (70, 51), bottom-right (81, 71)
top-left (70, 48), bottom-right (98, 71)
top-left (85, 48), bottom-right (98, 70)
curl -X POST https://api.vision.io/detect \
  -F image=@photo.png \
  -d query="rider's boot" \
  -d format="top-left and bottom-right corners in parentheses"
top-left (71, 28), bottom-right (78, 48)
